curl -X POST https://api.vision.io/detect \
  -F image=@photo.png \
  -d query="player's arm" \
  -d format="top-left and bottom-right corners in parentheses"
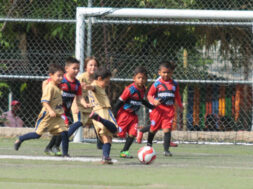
top-left (42, 102), bottom-right (56, 117)
top-left (42, 79), bottom-right (50, 91)
top-left (41, 84), bottom-right (56, 117)
top-left (112, 87), bottom-right (131, 117)
top-left (175, 86), bottom-right (183, 111)
top-left (81, 82), bottom-right (95, 91)
top-left (142, 99), bottom-right (155, 109)
top-left (71, 96), bottom-right (79, 114)
top-left (147, 84), bottom-right (161, 106)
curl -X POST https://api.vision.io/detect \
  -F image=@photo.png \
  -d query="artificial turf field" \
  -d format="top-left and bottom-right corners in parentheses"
top-left (1, 138), bottom-right (253, 189)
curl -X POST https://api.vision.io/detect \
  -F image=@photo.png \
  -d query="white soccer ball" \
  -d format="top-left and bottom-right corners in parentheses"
top-left (137, 146), bottom-right (156, 164)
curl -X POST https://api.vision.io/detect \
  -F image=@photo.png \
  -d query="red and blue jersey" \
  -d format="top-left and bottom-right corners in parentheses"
top-left (119, 83), bottom-right (145, 114)
top-left (60, 74), bottom-right (82, 114)
top-left (148, 78), bottom-right (182, 112)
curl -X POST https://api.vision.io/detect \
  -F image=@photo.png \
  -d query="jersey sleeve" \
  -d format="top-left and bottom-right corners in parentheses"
top-left (119, 87), bottom-right (131, 101)
top-left (175, 85), bottom-right (183, 108)
top-left (147, 84), bottom-right (157, 104)
top-left (41, 85), bottom-right (53, 103)
top-left (76, 81), bottom-right (82, 96)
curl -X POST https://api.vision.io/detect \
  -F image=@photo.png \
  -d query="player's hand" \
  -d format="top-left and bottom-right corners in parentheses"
top-left (49, 110), bottom-right (56, 117)
top-left (153, 99), bottom-right (161, 106)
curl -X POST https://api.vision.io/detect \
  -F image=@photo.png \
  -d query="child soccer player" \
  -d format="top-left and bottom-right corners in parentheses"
top-left (71, 57), bottom-right (103, 149)
top-left (113, 66), bottom-right (154, 158)
top-left (14, 64), bottom-right (69, 157)
top-left (146, 61), bottom-right (183, 156)
top-left (88, 67), bottom-right (118, 164)
top-left (44, 57), bottom-right (90, 155)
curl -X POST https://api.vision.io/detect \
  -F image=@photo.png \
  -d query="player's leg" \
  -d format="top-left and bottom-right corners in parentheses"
top-left (137, 125), bottom-right (150, 144)
top-left (147, 109), bottom-right (160, 146)
top-left (89, 111), bottom-right (117, 134)
top-left (60, 131), bottom-right (69, 157)
top-left (14, 132), bottom-right (41, 151)
top-left (162, 115), bottom-right (173, 156)
top-left (44, 136), bottom-right (57, 155)
top-left (101, 135), bottom-right (113, 164)
top-left (52, 135), bottom-right (62, 156)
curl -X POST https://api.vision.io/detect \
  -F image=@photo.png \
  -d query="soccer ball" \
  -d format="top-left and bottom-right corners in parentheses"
top-left (137, 146), bottom-right (156, 164)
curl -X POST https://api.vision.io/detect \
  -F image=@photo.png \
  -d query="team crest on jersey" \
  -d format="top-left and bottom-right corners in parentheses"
top-left (151, 120), bottom-right (156, 126)
top-left (172, 86), bottom-right (176, 91)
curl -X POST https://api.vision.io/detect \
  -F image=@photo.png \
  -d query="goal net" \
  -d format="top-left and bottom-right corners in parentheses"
top-left (75, 7), bottom-right (253, 144)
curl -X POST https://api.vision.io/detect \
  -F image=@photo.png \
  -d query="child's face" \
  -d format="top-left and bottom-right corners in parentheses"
top-left (133, 73), bottom-right (147, 89)
top-left (159, 66), bottom-right (173, 81)
top-left (65, 63), bottom-right (80, 78)
top-left (97, 76), bottom-right (111, 88)
top-left (86, 60), bottom-right (98, 75)
top-left (50, 70), bottom-right (64, 85)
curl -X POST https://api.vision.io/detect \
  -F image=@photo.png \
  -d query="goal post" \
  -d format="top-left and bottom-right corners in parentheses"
top-left (74, 7), bottom-right (253, 143)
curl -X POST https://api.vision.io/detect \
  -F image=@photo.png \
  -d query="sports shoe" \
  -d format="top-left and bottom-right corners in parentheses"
top-left (14, 140), bottom-right (22, 151)
top-left (170, 142), bottom-right (178, 147)
top-left (120, 151), bottom-right (133, 158)
top-left (164, 151), bottom-right (173, 157)
top-left (89, 111), bottom-right (100, 121)
top-left (136, 131), bottom-right (143, 144)
top-left (101, 157), bottom-right (113, 164)
top-left (44, 147), bottom-right (54, 155)
top-left (52, 146), bottom-right (62, 156)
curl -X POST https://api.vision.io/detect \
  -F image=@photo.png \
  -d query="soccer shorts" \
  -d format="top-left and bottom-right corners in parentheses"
top-left (149, 107), bottom-right (174, 132)
top-left (92, 108), bottom-right (118, 140)
top-left (72, 111), bottom-right (93, 126)
top-left (117, 110), bottom-right (138, 138)
top-left (35, 111), bottom-right (67, 135)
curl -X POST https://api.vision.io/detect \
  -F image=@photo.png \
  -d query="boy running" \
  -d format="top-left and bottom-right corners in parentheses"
top-left (14, 64), bottom-right (69, 157)
top-left (146, 61), bottom-right (183, 156)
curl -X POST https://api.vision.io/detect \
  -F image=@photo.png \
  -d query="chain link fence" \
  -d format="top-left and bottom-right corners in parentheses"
top-left (0, 1), bottom-right (252, 142)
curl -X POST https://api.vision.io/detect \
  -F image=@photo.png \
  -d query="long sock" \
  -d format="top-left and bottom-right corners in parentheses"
top-left (19, 132), bottom-right (41, 142)
top-left (54, 135), bottom-right (62, 148)
top-left (46, 136), bottom-right (57, 149)
top-left (163, 132), bottom-right (171, 152)
top-left (122, 136), bottom-right (134, 151)
top-left (68, 121), bottom-right (83, 137)
top-left (61, 131), bottom-right (69, 156)
top-left (140, 126), bottom-right (150, 133)
top-left (93, 114), bottom-right (117, 134)
top-left (147, 132), bottom-right (155, 146)
top-left (102, 143), bottom-right (111, 158)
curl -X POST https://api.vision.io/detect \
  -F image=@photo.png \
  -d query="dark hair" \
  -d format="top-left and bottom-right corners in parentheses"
top-left (84, 56), bottom-right (99, 69)
top-left (94, 66), bottom-right (112, 80)
top-left (65, 57), bottom-right (80, 66)
top-left (133, 66), bottom-right (148, 77)
top-left (159, 61), bottom-right (176, 71)
top-left (48, 64), bottom-right (64, 74)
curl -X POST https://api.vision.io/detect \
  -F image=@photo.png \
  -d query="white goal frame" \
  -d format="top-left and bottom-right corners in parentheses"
top-left (74, 7), bottom-right (253, 142)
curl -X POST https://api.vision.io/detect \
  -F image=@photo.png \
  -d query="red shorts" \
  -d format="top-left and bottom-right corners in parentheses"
top-left (149, 107), bottom-right (174, 132)
top-left (116, 110), bottom-right (138, 138)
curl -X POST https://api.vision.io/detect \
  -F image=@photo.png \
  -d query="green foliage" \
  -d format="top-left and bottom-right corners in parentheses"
top-left (0, 82), bottom-right (9, 97)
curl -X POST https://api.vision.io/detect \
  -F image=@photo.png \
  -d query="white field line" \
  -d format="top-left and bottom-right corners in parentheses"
top-left (0, 155), bottom-right (117, 163)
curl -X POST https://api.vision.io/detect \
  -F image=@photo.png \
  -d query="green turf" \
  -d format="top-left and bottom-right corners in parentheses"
top-left (1, 138), bottom-right (253, 189)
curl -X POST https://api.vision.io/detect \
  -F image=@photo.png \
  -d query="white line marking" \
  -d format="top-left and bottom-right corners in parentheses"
top-left (0, 155), bottom-right (117, 163)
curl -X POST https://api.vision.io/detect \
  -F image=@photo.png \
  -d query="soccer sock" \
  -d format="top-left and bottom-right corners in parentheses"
top-left (54, 135), bottom-right (62, 148)
top-left (19, 132), bottom-right (41, 142)
top-left (163, 132), bottom-right (171, 152)
top-left (102, 143), bottom-right (111, 158)
top-left (98, 117), bottom-right (117, 134)
top-left (147, 132), bottom-right (155, 146)
top-left (61, 131), bottom-right (69, 156)
top-left (122, 136), bottom-right (134, 151)
top-left (140, 126), bottom-right (150, 133)
top-left (67, 121), bottom-right (83, 137)
top-left (46, 136), bottom-right (57, 149)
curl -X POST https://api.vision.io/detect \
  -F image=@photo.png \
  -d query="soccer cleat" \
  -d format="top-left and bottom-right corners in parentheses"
top-left (62, 154), bottom-right (71, 158)
top-left (136, 131), bottom-right (143, 144)
top-left (164, 151), bottom-right (173, 157)
top-left (120, 151), bottom-right (133, 159)
top-left (101, 157), bottom-right (113, 164)
top-left (44, 147), bottom-right (54, 156)
top-left (14, 140), bottom-right (22, 151)
top-left (89, 111), bottom-right (100, 121)
top-left (170, 142), bottom-right (178, 147)
top-left (52, 146), bottom-right (62, 156)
